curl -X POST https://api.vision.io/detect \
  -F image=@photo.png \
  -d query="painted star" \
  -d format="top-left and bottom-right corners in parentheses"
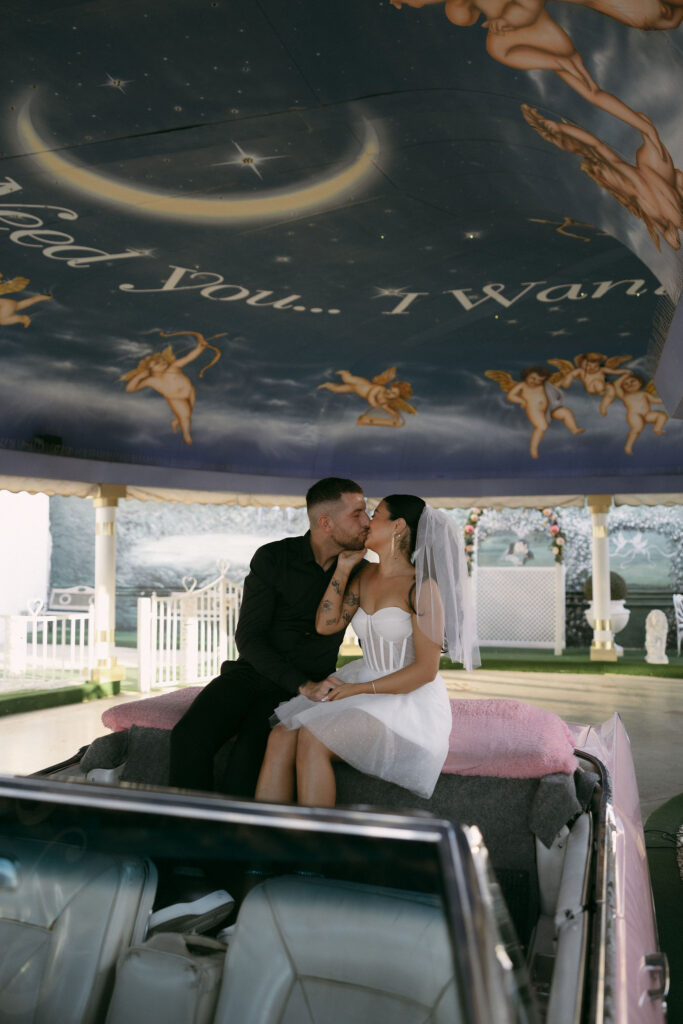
top-left (100, 73), bottom-right (133, 93)
top-left (213, 141), bottom-right (285, 181)
top-left (373, 287), bottom-right (409, 299)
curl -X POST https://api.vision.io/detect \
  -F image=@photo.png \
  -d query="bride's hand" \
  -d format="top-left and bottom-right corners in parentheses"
top-left (323, 682), bottom-right (357, 701)
top-left (336, 548), bottom-right (367, 573)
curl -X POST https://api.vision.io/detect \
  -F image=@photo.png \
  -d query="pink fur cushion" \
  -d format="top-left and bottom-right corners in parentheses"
top-left (104, 689), bottom-right (577, 780)
top-left (102, 687), bottom-right (202, 732)
top-left (444, 698), bottom-right (578, 777)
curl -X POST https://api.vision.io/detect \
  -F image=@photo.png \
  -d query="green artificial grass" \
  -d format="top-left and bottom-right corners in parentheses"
top-left (114, 631), bottom-right (138, 648)
top-left (0, 679), bottom-right (121, 717)
top-left (471, 647), bottom-right (683, 678)
top-left (338, 647), bottom-right (682, 678)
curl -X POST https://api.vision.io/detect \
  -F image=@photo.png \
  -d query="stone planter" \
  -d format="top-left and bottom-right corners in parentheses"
top-left (585, 599), bottom-right (631, 655)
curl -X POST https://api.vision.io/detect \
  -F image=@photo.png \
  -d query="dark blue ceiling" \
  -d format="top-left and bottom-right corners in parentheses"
top-left (1, 0), bottom-right (682, 497)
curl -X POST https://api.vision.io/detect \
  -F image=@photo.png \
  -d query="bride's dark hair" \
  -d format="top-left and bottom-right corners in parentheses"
top-left (383, 494), bottom-right (426, 559)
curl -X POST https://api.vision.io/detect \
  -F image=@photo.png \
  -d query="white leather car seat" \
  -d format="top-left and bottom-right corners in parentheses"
top-left (0, 834), bottom-right (156, 1024)
top-left (214, 875), bottom-right (461, 1024)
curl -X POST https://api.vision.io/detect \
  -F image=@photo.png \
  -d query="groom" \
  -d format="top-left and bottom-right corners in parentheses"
top-left (168, 477), bottom-right (370, 797)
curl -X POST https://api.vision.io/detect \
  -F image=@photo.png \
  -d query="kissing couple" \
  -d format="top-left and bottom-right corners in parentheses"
top-left (169, 477), bottom-right (479, 806)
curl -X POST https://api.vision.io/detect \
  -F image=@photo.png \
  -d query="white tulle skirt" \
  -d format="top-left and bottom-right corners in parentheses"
top-left (272, 659), bottom-right (452, 798)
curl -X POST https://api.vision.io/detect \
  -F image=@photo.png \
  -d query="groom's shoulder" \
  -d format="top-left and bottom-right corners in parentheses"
top-left (251, 532), bottom-right (309, 565)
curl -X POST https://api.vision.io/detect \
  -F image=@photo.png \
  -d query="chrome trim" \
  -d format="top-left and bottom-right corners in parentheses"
top-left (644, 952), bottom-right (670, 1002)
top-left (574, 749), bottom-right (614, 1024)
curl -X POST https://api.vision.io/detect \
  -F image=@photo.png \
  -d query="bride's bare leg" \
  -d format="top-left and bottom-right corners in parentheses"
top-left (254, 725), bottom-right (299, 802)
top-left (296, 727), bottom-right (339, 807)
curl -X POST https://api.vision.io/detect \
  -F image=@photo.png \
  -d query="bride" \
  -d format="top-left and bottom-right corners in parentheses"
top-left (254, 495), bottom-right (479, 807)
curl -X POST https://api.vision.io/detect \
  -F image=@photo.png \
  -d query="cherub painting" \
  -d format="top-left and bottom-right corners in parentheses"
top-left (391, 0), bottom-right (683, 248)
top-left (318, 368), bottom-right (417, 427)
top-left (120, 330), bottom-right (222, 445)
top-left (522, 105), bottom-right (683, 251)
top-left (613, 372), bottom-right (668, 455)
top-left (485, 365), bottom-right (584, 458)
top-left (390, 1), bottom-right (670, 152)
top-left (547, 352), bottom-right (633, 415)
top-left (0, 274), bottom-right (51, 327)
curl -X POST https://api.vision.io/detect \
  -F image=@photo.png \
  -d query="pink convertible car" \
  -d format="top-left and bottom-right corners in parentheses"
top-left (0, 706), bottom-right (669, 1023)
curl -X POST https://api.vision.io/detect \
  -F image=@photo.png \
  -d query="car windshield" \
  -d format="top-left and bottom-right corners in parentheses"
top-left (0, 773), bottom-right (536, 1024)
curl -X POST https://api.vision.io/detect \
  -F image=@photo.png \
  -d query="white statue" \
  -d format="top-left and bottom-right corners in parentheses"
top-left (645, 609), bottom-right (669, 664)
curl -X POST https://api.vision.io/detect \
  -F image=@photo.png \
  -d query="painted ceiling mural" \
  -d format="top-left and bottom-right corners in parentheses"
top-left (1, 0), bottom-right (683, 497)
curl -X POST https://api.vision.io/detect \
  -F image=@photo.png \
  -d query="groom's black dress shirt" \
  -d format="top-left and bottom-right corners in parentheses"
top-left (235, 531), bottom-right (350, 695)
top-left (169, 530), bottom-right (363, 795)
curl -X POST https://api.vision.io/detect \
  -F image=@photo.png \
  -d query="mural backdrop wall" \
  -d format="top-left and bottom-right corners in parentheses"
top-left (48, 496), bottom-right (683, 645)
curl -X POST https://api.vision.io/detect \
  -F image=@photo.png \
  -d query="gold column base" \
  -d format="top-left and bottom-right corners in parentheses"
top-left (590, 644), bottom-right (618, 662)
top-left (90, 663), bottom-right (127, 683)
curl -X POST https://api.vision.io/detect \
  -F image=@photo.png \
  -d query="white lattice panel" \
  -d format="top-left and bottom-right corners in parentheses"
top-left (474, 566), bottom-right (565, 652)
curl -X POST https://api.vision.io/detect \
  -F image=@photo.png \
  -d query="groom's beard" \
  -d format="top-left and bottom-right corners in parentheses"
top-left (330, 526), bottom-right (369, 552)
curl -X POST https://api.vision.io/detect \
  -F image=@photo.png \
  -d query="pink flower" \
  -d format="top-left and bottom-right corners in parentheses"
top-left (550, 524), bottom-right (560, 534)
top-left (552, 546), bottom-right (559, 555)
top-left (542, 507), bottom-right (552, 517)
top-left (465, 524), bottom-right (475, 534)
top-left (466, 544), bottom-right (474, 552)
top-left (470, 514), bottom-right (479, 523)
top-left (556, 536), bottom-right (565, 546)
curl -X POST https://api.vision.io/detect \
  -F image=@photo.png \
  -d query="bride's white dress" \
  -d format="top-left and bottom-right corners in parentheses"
top-left (272, 607), bottom-right (452, 798)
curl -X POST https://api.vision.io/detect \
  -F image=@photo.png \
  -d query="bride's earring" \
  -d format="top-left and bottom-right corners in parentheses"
top-left (390, 532), bottom-right (396, 558)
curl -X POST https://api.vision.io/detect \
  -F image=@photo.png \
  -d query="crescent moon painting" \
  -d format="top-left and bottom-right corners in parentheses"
top-left (17, 102), bottom-right (381, 222)
top-left (0, 0), bottom-right (682, 498)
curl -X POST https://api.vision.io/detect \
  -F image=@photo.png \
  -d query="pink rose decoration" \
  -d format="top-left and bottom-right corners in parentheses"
top-left (465, 524), bottom-right (475, 534)
top-left (550, 524), bottom-right (560, 534)
top-left (556, 536), bottom-right (565, 546)
top-left (552, 546), bottom-right (559, 555)
top-left (466, 544), bottom-right (474, 552)
top-left (542, 508), bottom-right (552, 517)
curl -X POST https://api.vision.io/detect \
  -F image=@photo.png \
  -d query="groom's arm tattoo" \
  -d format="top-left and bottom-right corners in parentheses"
top-left (343, 592), bottom-right (360, 608)
top-left (331, 578), bottom-right (342, 595)
top-left (322, 598), bottom-right (337, 626)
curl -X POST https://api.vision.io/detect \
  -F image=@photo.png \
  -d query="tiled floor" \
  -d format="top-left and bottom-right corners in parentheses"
top-left (0, 667), bottom-right (680, 819)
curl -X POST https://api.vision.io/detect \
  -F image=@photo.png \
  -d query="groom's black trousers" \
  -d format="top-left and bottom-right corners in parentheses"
top-left (168, 660), bottom-right (289, 797)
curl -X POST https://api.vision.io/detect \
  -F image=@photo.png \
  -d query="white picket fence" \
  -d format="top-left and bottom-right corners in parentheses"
top-left (136, 567), bottom-right (243, 692)
top-left (473, 564), bottom-right (565, 654)
top-left (1, 600), bottom-right (95, 692)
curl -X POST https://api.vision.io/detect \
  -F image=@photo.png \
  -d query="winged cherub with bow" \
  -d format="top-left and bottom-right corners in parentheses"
top-left (120, 330), bottom-right (224, 445)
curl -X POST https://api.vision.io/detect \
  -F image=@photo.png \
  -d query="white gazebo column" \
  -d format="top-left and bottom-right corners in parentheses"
top-left (92, 484), bottom-right (127, 684)
top-left (588, 494), bottom-right (617, 662)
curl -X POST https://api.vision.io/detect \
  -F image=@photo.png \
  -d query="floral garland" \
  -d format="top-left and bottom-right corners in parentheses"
top-left (463, 508), bottom-right (482, 573)
top-left (463, 506), bottom-right (566, 570)
top-left (541, 507), bottom-right (566, 563)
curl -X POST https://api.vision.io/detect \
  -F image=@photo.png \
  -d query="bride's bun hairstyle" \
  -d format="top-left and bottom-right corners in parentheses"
top-left (383, 494), bottom-right (426, 558)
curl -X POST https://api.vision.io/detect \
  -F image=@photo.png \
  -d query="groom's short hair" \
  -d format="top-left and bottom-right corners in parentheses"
top-left (306, 477), bottom-right (363, 513)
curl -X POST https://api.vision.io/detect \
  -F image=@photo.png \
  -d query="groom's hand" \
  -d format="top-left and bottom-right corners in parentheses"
top-left (299, 678), bottom-right (337, 702)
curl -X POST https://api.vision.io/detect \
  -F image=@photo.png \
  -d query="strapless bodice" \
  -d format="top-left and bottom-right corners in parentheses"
top-left (353, 606), bottom-right (414, 676)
